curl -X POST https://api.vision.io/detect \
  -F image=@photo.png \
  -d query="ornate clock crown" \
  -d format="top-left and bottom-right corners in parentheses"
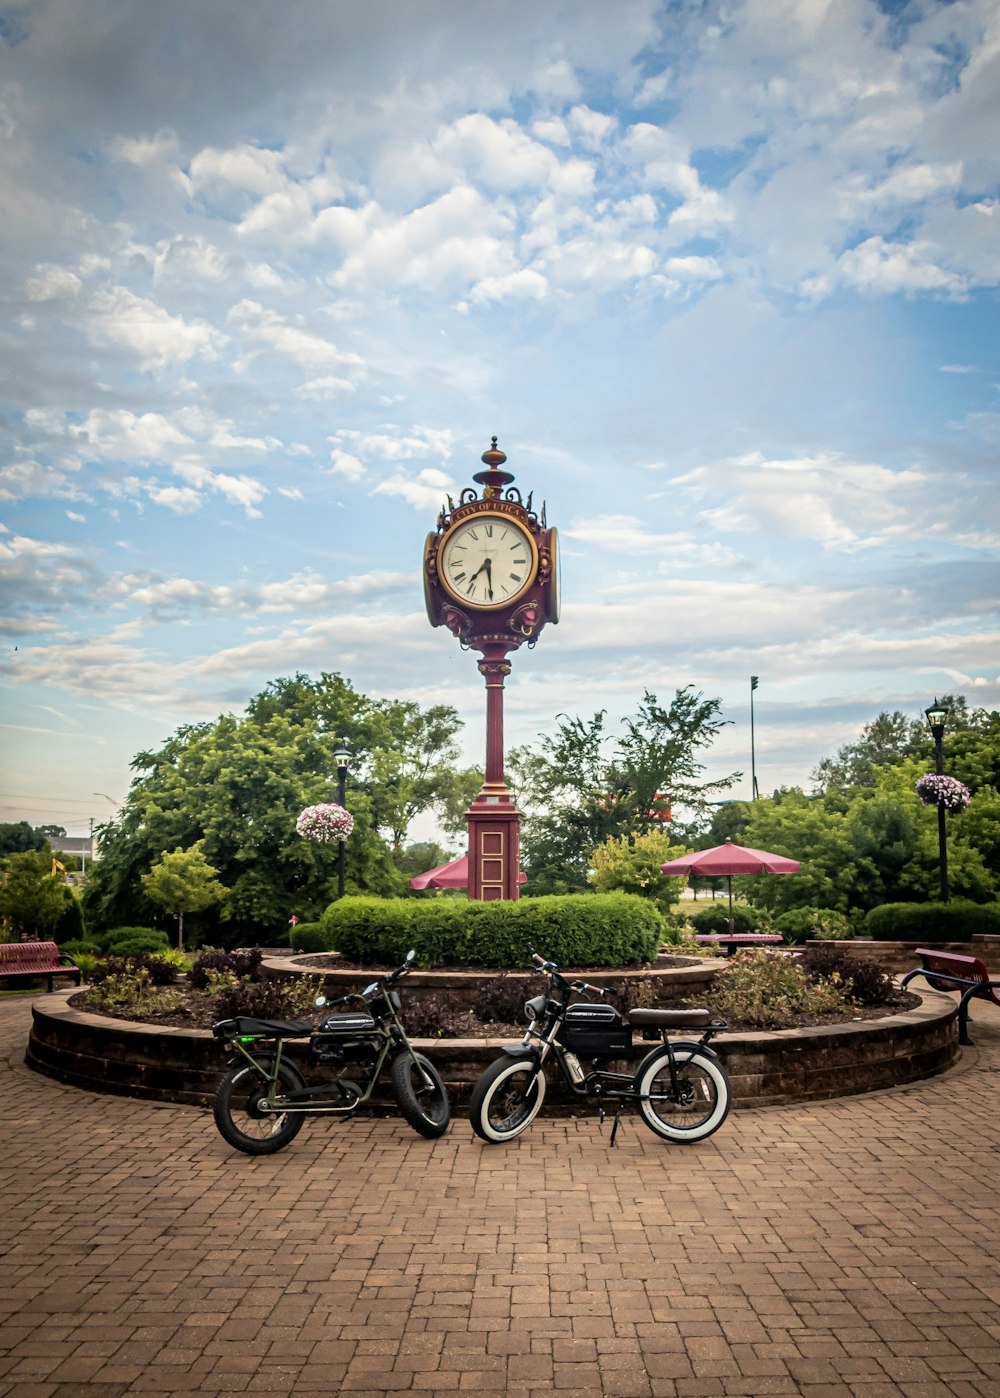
top-left (473, 437), bottom-right (515, 499)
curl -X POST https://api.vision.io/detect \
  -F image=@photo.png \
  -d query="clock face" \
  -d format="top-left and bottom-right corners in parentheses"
top-left (438, 514), bottom-right (538, 609)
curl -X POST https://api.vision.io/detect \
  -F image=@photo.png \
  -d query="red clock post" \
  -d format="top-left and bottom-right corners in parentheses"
top-left (423, 439), bottom-right (560, 900)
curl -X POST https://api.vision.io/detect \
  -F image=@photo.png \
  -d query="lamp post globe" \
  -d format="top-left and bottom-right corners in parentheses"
top-left (924, 700), bottom-right (949, 901)
top-left (333, 739), bottom-right (352, 898)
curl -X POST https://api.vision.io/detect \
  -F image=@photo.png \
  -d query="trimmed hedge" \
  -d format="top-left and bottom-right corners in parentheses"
top-left (688, 903), bottom-right (767, 936)
top-left (862, 899), bottom-right (1000, 943)
top-left (773, 906), bottom-right (852, 945)
top-left (320, 893), bottom-right (664, 968)
top-left (101, 926), bottom-right (172, 955)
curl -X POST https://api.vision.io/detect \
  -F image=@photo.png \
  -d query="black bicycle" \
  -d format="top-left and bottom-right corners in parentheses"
top-left (212, 950), bottom-right (450, 1154)
top-left (469, 947), bottom-right (730, 1146)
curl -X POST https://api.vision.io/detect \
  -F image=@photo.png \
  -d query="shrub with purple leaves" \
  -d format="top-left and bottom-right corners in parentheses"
top-left (296, 803), bottom-right (354, 843)
top-left (915, 774), bottom-right (971, 811)
top-left (189, 947), bottom-right (263, 990)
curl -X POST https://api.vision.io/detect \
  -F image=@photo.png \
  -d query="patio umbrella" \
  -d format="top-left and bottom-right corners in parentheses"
top-left (659, 838), bottom-right (800, 929)
top-left (409, 854), bottom-right (527, 891)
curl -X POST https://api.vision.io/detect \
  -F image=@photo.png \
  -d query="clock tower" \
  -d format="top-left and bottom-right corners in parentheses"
top-left (424, 438), bottom-right (560, 900)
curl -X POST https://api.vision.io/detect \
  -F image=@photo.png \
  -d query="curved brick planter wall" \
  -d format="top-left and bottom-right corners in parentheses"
top-left (26, 990), bottom-right (959, 1112)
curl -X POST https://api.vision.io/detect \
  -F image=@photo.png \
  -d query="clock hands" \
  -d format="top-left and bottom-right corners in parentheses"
top-left (468, 557), bottom-right (494, 600)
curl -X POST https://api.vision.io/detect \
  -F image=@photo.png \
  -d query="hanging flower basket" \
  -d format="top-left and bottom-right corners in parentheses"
top-left (296, 803), bottom-right (354, 843)
top-left (915, 774), bottom-right (971, 812)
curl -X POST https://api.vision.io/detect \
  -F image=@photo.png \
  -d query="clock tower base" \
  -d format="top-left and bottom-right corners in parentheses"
top-left (466, 796), bottom-right (521, 901)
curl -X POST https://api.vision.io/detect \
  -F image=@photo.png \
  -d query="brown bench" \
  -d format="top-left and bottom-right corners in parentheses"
top-left (900, 948), bottom-right (1000, 1045)
top-left (0, 941), bottom-right (81, 993)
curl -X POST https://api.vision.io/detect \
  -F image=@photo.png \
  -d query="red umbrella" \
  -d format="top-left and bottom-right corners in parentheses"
top-left (410, 854), bottom-right (527, 891)
top-left (660, 838), bottom-right (800, 929)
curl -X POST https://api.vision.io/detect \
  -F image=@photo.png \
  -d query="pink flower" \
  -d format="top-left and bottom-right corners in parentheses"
top-left (296, 803), bottom-right (354, 843)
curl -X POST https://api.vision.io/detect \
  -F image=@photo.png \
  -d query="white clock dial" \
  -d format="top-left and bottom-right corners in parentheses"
top-left (439, 515), bottom-right (537, 609)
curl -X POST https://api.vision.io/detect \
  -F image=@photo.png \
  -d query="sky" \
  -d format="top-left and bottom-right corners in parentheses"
top-left (1, 0), bottom-right (998, 843)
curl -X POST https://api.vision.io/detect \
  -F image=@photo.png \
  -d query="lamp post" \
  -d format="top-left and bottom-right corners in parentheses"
top-left (333, 739), bottom-right (352, 899)
top-left (750, 676), bottom-right (759, 799)
top-left (925, 699), bottom-right (949, 902)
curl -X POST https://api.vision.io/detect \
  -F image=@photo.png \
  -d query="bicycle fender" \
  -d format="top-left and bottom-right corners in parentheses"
top-left (500, 1043), bottom-right (543, 1065)
top-left (635, 1040), bottom-right (719, 1079)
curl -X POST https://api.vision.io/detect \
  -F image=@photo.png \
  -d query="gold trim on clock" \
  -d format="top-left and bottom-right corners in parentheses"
top-left (437, 512), bottom-right (539, 611)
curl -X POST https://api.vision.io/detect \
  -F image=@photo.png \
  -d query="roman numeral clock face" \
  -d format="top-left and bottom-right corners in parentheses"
top-left (439, 515), bottom-right (538, 610)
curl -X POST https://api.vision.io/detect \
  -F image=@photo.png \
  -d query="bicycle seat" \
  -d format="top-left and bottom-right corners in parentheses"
top-left (213, 1017), bottom-right (313, 1040)
top-left (627, 1008), bottom-right (713, 1028)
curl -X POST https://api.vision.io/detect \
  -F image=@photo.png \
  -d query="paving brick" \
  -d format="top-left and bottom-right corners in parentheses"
top-left (2, 997), bottom-right (1000, 1396)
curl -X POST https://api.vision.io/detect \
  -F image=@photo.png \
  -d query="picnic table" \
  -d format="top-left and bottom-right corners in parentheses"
top-left (694, 933), bottom-right (786, 958)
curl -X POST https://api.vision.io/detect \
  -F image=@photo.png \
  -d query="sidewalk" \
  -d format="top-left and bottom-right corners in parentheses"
top-left (1, 993), bottom-right (999, 1396)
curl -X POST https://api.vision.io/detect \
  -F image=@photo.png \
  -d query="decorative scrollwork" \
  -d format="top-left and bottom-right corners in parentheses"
top-left (459, 486), bottom-right (478, 505)
top-left (508, 601), bottom-right (541, 639)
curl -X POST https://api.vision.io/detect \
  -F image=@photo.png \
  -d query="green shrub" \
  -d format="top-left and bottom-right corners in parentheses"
top-left (88, 954), bottom-right (178, 988)
top-left (320, 892), bottom-right (663, 968)
top-left (773, 906), bottom-right (852, 945)
top-left (699, 948), bottom-right (851, 1029)
top-left (82, 967), bottom-right (186, 1017)
top-left (212, 974), bottom-right (320, 1021)
top-left (54, 893), bottom-right (86, 945)
top-left (59, 939), bottom-right (102, 959)
top-left (689, 903), bottom-right (766, 936)
top-left (286, 921), bottom-right (330, 953)
top-left (862, 900), bottom-right (1000, 943)
top-left (99, 926), bottom-right (170, 953)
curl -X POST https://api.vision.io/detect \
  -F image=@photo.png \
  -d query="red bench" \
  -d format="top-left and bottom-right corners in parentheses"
top-left (900, 948), bottom-right (1000, 1045)
top-left (694, 934), bottom-right (786, 958)
top-left (0, 941), bottom-right (81, 993)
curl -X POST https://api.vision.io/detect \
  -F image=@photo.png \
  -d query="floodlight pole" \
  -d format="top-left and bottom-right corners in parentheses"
top-left (750, 676), bottom-right (759, 799)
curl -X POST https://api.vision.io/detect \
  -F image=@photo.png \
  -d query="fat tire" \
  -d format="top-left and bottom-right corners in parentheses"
top-left (635, 1046), bottom-right (731, 1143)
top-left (390, 1051), bottom-right (451, 1138)
top-left (213, 1058), bottom-right (308, 1156)
top-left (469, 1055), bottom-right (546, 1143)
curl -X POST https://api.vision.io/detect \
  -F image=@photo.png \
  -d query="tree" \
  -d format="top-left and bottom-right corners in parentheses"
top-left (141, 844), bottom-right (226, 950)
top-left (0, 848), bottom-right (70, 937)
top-left (512, 688), bottom-right (739, 890)
top-left (0, 822), bottom-right (47, 857)
top-left (83, 672), bottom-right (473, 943)
top-left (588, 829), bottom-right (688, 914)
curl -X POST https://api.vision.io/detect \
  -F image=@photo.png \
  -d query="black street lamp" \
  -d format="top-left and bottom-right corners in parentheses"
top-left (333, 738), bottom-right (352, 898)
top-left (925, 699), bottom-right (949, 902)
top-left (750, 676), bottom-right (759, 799)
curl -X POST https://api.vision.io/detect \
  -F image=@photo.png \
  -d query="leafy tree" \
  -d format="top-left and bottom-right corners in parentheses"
top-left (512, 687), bottom-right (739, 890)
top-left (0, 848), bottom-right (70, 936)
top-left (0, 822), bottom-right (46, 856)
top-left (83, 672), bottom-right (472, 943)
top-left (588, 829), bottom-right (688, 914)
top-left (141, 844), bottom-right (226, 950)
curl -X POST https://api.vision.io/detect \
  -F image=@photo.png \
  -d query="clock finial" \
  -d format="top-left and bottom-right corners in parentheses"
top-left (474, 435), bottom-right (514, 498)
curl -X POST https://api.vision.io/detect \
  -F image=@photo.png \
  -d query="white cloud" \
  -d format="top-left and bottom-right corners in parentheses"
top-left (834, 236), bottom-right (968, 297)
top-left (88, 286), bottom-right (222, 368)
top-left (228, 299), bottom-right (366, 375)
top-left (25, 265), bottom-right (82, 301)
top-left (372, 467), bottom-right (456, 512)
top-left (467, 269), bottom-right (550, 305)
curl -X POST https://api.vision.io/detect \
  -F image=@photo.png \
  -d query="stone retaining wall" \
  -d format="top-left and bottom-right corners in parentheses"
top-left (806, 938), bottom-right (1000, 974)
top-left (26, 989), bottom-right (959, 1113)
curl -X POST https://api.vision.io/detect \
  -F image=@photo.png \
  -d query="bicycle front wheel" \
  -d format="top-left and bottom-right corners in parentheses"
top-left (213, 1059), bottom-right (307, 1155)
top-left (390, 1051), bottom-right (450, 1138)
top-left (636, 1046), bottom-right (730, 1143)
top-left (469, 1055), bottom-right (546, 1143)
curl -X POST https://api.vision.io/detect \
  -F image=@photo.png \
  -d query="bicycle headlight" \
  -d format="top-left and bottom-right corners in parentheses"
top-left (524, 993), bottom-right (548, 1022)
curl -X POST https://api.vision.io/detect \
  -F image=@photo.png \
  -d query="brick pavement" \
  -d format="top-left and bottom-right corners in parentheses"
top-left (1, 994), bottom-right (999, 1397)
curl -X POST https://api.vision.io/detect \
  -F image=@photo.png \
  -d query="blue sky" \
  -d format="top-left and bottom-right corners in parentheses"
top-left (1, 0), bottom-right (998, 840)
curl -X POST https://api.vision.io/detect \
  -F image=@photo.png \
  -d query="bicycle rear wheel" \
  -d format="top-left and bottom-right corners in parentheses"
top-left (635, 1046), bottom-right (730, 1143)
top-left (213, 1059), bottom-right (307, 1155)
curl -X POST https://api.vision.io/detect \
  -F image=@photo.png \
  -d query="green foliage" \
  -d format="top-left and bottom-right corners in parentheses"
top-left (0, 822), bottom-right (47, 855)
top-left (285, 922), bottom-right (329, 953)
top-left (0, 848), bottom-right (71, 937)
top-left (862, 899), bottom-right (1000, 942)
top-left (59, 939), bottom-right (102, 959)
top-left (321, 892), bottom-right (664, 969)
top-left (513, 687), bottom-right (739, 889)
top-left (700, 949), bottom-right (853, 1029)
top-left (82, 671), bottom-right (472, 941)
top-left (96, 925), bottom-right (164, 950)
top-left (104, 929), bottom-right (172, 957)
top-left (53, 889), bottom-right (86, 944)
top-left (587, 829), bottom-right (688, 913)
top-left (141, 843), bottom-right (226, 950)
top-left (689, 903), bottom-right (765, 935)
top-left (87, 953), bottom-right (178, 987)
top-left (772, 907), bottom-right (853, 945)
top-left (82, 967), bottom-right (187, 1016)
